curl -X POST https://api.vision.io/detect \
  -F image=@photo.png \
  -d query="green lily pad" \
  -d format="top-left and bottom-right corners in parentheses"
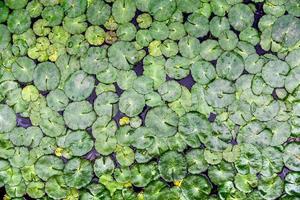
top-left (35, 155), bottom-right (64, 181)
top-left (158, 151), bottom-right (187, 182)
top-left (33, 62), bottom-right (60, 91)
top-left (64, 70), bottom-right (95, 101)
top-left (64, 101), bottom-right (96, 130)
top-left (145, 106), bottom-right (179, 137)
top-left (0, 104), bottom-right (16, 133)
top-left (63, 158), bottom-right (93, 189)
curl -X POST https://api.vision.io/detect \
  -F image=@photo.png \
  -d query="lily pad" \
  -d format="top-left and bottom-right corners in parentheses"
top-left (145, 106), bottom-right (179, 137)
top-left (158, 151), bottom-right (187, 182)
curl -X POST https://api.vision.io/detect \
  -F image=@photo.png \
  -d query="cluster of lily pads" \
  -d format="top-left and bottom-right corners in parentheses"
top-left (0, 0), bottom-right (300, 199)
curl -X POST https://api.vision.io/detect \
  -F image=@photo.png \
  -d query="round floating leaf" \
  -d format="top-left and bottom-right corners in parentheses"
top-left (252, 101), bottom-right (280, 122)
top-left (108, 41), bottom-right (139, 70)
top-left (45, 175), bottom-right (68, 199)
top-left (46, 89), bottom-right (69, 112)
top-left (94, 92), bottom-right (118, 118)
top-left (65, 34), bottom-right (88, 55)
top-left (87, 0), bottom-right (111, 25)
top-left (116, 70), bottom-right (137, 90)
top-left (205, 79), bottom-right (236, 108)
top-left (9, 127), bottom-right (42, 147)
top-left (95, 136), bottom-right (117, 156)
top-left (235, 144), bottom-right (262, 175)
top-left (199, 40), bottom-right (223, 61)
top-left (80, 183), bottom-right (111, 200)
top-left (26, 181), bottom-right (45, 199)
top-left (0, 104), bottom-right (16, 133)
top-left (85, 25), bottom-right (105, 45)
top-left (149, 22), bottom-right (169, 41)
top-left (112, 0), bottom-right (136, 24)
top-left (160, 39), bottom-right (178, 58)
top-left (267, 120), bottom-right (291, 146)
top-left (7, 9), bottom-right (31, 34)
top-left (0, 25), bottom-right (11, 50)
top-left (208, 161), bottom-right (236, 185)
top-left (181, 175), bottom-right (212, 199)
top-left (130, 162), bottom-right (158, 187)
top-left (5, 181), bottom-right (26, 198)
top-left (262, 60), bottom-right (290, 88)
top-left (55, 54), bottom-right (80, 88)
top-left (149, 0), bottom-right (176, 21)
top-left (115, 127), bottom-right (132, 144)
top-left (165, 56), bottom-right (191, 80)
top-left (144, 180), bottom-right (166, 199)
top-left (168, 86), bottom-right (192, 117)
top-left (285, 172), bottom-right (300, 196)
top-left (245, 54), bottom-right (265, 74)
top-left (113, 167), bottom-right (131, 184)
top-left (41, 5), bottom-right (63, 26)
top-left (64, 130), bottom-right (94, 156)
top-left (176, 0), bottom-right (201, 13)
top-left (168, 22), bottom-right (186, 41)
top-left (64, 101), bottom-right (96, 130)
top-left (239, 27), bottom-right (260, 46)
top-left (64, 70), bottom-right (95, 101)
top-left (223, 145), bottom-right (241, 163)
top-left (284, 143), bottom-right (300, 171)
top-left (261, 146), bottom-right (284, 177)
top-left (145, 106), bottom-right (179, 137)
top-left (5, 0), bottom-right (28, 9)
top-left (190, 84), bottom-right (213, 116)
top-left (204, 149), bottom-right (223, 165)
top-left (258, 175), bottom-right (284, 199)
top-left (286, 49), bottom-right (300, 69)
top-left (9, 147), bottom-right (30, 168)
top-left (35, 155), bottom-right (64, 181)
top-left (96, 64), bottom-right (118, 84)
top-left (228, 4), bottom-right (254, 31)
top-left (12, 57), bottom-right (36, 83)
top-left (216, 52), bottom-right (244, 81)
top-left (115, 145), bottom-right (135, 167)
top-left (113, 187), bottom-right (137, 199)
top-left (39, 107), bottom-right (66, 137)
top-left (234, 173), bottom-right (257, 193)
top-left (131, 127), bottom-right (155, 149)
top-left (158, 80), bottom-right (182, 102)
top-left (94, 157), bottom-right (115, 177)
top-left (80, 47), bottom-right (108, 74)
top-left (158, 151), bottom-right (187, 182)
top-left (285, 66), bottom-right (300, 93)
top-left (35, 137), bottom-right (57, 156)
top-left (179, 112), bottom-right (212, 136)
top-left (63, 158), bottom-right (93, 189)
top-left (184, 13), bottom-right (209, 38)
top-left (33, 62), bottom-right (60, 91)
top-left (21, 85), bottom-right (39, 102)
top-left (272, 15), bottom-right (300, 47)
top-left (92, 116), bottom-right (117, 139)
top-left (145, 92), bottom-right (164, 107)
top-left (61, 0), bottom-right (87, 18)
top-left (178, 36), bottom-right (200, 59)
top-left (218, 181), bottom-right (247, 200)
top-left (156, 187), bottom-right (181, 200)
top-left (133, 75), bottom-right (154, 95)
top-left (119, 89), bottom-right (145, 117)
top-left (228, 100), bottom-right (252, 126)
top-left (219, 30), bottom-right (239, 51)
top-left (186, 149), bottom-right (209, 174)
